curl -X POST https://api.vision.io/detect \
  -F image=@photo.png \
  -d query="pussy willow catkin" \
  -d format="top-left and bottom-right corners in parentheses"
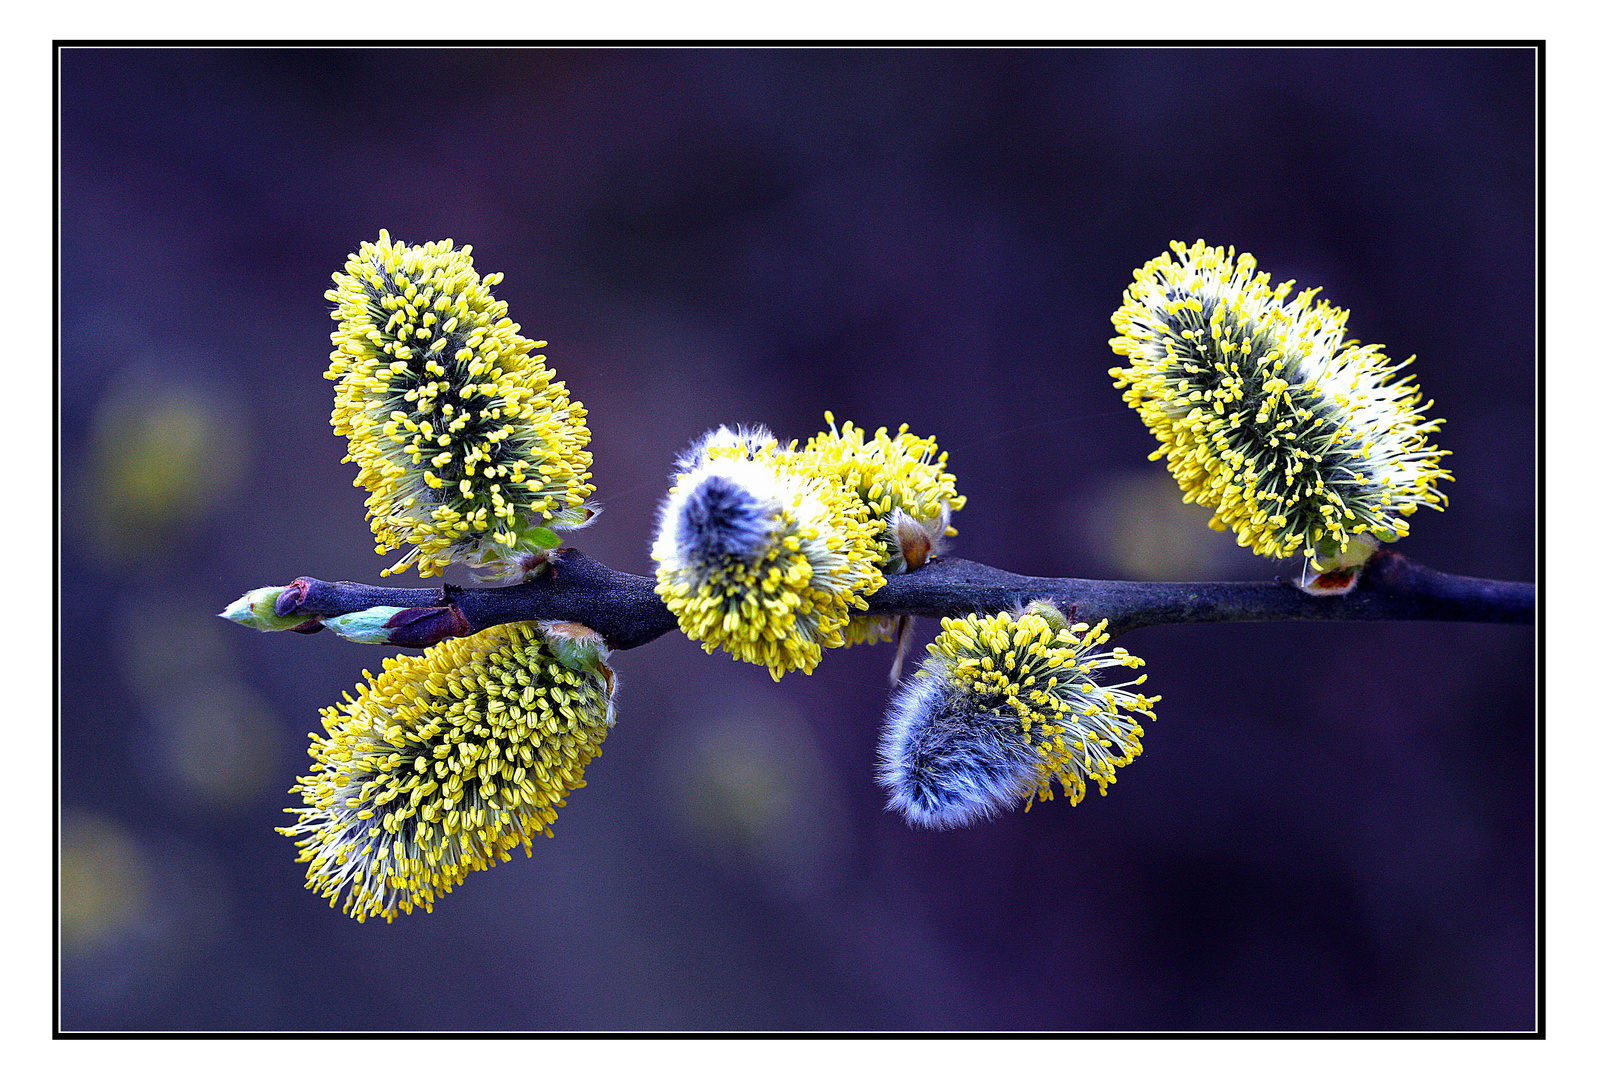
top-left (1109, 240), bottom-right (1448, 566)
top-left (279, 621), bottom-right (615, 922)
top-left (879, 605), bottom-right (1158, 827)
top-left (326, 231), bottom-right (593, 578)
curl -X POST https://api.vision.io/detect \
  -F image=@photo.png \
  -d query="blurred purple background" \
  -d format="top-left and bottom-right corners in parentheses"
top-left (58, 47), bottom-right (1536, 1031)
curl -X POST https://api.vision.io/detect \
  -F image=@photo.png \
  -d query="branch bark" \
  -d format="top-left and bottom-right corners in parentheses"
top-left (267, 547), bottom-right (1535, 652)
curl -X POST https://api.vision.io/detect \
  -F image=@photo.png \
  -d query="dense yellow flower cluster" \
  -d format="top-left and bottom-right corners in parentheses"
top-left (1109, 240), bottom-right (1449, 567)
top-left (652, 438), bottom-right (884, 680)
top-left (326, 231), bottom-right (593, 578)
top-left (652, 418), bottom-right (965, 677)
top-left (797, 414), bottom-right (968, 646)
top-left (278, 621), bottom-right (615, 922)
top-left (919, 606), bottom-right (1158, 808)
top-left (798, 413), bottom-right (965, 571)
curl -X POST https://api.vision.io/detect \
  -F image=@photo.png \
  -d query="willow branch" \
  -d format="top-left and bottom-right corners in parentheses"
top-left (265, 547), bottom-right (1534, 651)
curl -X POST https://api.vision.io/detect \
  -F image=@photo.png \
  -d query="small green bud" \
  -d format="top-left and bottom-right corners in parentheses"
top-left (323, 607), bottom-right (410, 644)
top-left (537, 620), bottom-right (612, 674)
top-left (1300, 533), bottom-right (1381, 596)
top-left (1021, 599), bottom-right (1072, 632)
top-left (220, 586), bottom-right (316, 632)
top-left (525, 526), bottom-right (562, 551)
top-left (1311, 530), bottom-right (1381, 573)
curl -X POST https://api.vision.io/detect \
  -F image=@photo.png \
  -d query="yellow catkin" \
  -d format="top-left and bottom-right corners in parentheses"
top-left (922, 609), bottom-right (1159, 807)
top-left (653, 442), bottom-right (884, 680)
top-left (794, 414), bottom-right (967, 645)
top-left (1108, 240), bottom-right (1449, 567)
top-left (653, 416), bottom-right (971, 673)
top-left (278, 622), bottom-right (614, 922)
top-left (325, 231), bottom-right (593, 577)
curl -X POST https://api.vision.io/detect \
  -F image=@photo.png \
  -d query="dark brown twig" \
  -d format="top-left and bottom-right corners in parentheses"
top-left (266, 548), bottom-right (1534, 651)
